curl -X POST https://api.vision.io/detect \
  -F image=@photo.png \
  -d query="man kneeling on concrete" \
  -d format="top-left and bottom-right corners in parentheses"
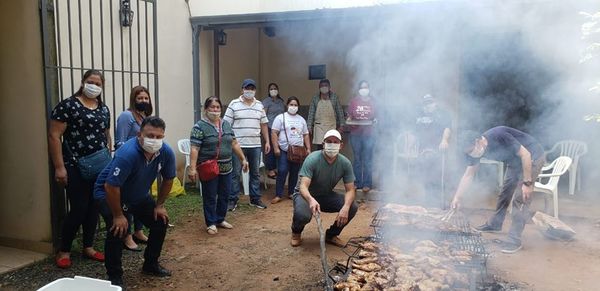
top-left (291, 129), bottom-right (358, 247)
top-left (94, 116), bottom-right (176, 288)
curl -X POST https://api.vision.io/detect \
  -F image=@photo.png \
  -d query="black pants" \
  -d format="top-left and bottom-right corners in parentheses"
top-left (97, 196), bottom-right (167, 280)
top-left (60, 164), bottom-right (99, 252)
top-left (291, 191), bottom-right (358, 238)
top-left (488, 156), bottom-right (545, 244)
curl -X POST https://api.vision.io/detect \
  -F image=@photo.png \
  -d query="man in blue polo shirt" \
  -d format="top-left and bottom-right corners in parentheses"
top-left (451, 126), bottom-right (545, 254)
top-left (94, 116), bottom-right (176, 288)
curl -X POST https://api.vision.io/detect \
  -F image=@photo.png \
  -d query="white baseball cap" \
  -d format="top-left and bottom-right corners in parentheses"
top-left (323, 129), bottom-right (342, 142)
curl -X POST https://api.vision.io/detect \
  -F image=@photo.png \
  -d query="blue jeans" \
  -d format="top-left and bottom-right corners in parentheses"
top-left (230, 147), bottom-right (262, 203)
top-left (201, 172), bottom-right (232, 226)
top-left (350, 134), bottom-right (374, 189)
top-left (264, 128), bottom-right (278, 171)
top-left (275, 150), bottom-right (302, 198)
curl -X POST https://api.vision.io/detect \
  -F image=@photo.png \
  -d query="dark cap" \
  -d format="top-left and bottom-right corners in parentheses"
top-left (423, 94), bottom-right (435, 104)
top-left (241, 79), bottom-right (256, 88)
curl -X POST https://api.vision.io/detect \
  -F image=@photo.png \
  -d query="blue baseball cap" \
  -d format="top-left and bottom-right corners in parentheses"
top-left (241, 79), bottom-right (256, 88)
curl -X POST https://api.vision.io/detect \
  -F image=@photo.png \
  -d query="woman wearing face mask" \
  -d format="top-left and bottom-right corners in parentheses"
top-left (48, 69), bottom-right (111, 268)
top-left (307, 79), bottom-right (345, 151)
top-left (347, 80), bottom-right (376, 194)
top-left (114, 86), bottom-right (153, 251)
top-left (271, 97), bottom-right (311, 204)
top-left (262, 83), bottom-right (286, 179)
top-left (188, 96), bottom-right (249, 235)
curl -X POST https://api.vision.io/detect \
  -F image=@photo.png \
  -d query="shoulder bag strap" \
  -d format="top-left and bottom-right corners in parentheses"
top-left (283, 113), bottom-right (291, 148)
top-left (215, 121), bottom-right (222, 159)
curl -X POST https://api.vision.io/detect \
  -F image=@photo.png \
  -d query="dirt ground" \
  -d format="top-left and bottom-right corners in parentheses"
top-left (133, 186), bottom-right (600, 291)
top-left (2, 185), bottom-right (598, 290)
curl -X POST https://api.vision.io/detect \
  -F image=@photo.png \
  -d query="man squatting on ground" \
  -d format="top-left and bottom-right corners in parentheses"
top-left (451, 126), bottom-right (545, 254)
top-left (94, 116), bottom-right (176, 288)
top-left (290, 129), bottom-right (359, 247)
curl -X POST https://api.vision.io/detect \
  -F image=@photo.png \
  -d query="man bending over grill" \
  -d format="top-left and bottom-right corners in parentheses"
top-left (290, 129), bottom-right (358, 248)
top-left (451, 126), bottom-right (545, 253)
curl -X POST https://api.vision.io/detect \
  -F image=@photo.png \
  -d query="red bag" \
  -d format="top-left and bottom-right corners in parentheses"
top-left (196, 122), bottom-right (221, 181)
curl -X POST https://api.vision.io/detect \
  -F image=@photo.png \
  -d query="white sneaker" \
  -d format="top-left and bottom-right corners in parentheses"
top-left (207, 225), bottom-right (218, 235)
top-left (217, 221), bottom-right (233, 229)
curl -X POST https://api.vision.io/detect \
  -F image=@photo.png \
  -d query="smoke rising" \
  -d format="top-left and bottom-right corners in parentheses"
top-left (271, 0), bottom-right (599, 207)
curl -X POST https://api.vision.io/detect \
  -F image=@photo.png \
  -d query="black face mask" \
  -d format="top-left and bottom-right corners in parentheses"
top-left (135, 102), bottom-right (150, 112)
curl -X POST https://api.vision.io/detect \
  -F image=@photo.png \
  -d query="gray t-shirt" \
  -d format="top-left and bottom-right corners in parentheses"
top-left (262, 96), bottom-right (286, 128)
top-left (297, 151), bottom-right (355, 196)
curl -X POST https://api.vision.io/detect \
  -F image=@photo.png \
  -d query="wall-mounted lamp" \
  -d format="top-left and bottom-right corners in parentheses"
top-left (217, 30), bottom-right (227, 46)
top-left (120, 0), bottom-right (134, 27)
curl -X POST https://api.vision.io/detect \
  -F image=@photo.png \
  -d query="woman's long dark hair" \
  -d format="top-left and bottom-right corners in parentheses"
top-left (128, 85), bottom-right (153, 116)
top-left (75, 69), bottom-right (105, 104)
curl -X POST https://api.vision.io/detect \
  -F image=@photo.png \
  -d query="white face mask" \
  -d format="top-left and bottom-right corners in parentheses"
top-left (358, 88), bottom-right (370, 97)
top-left (423, 103), bottom-right (437, 113)
top-left (320, 87), bottom-right (330, 94)
top-left (142, 137), bottom-right (163, 154)
top-left (287, 105), bottom-right (298, 115)
top-left (206, 111), bottom-right (221, 121)
top-left (83, 83), bottom-right (102, 99)
top-left (269, 89), bottom-right (278, 97)
top-left (323, 142), bottom-right (341, 158)
top-left (242, 90), bottom-right (255, 99)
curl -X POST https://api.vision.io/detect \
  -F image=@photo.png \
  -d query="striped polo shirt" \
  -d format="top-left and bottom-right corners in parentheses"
top-left (223, 96), bottom-right (268, 148)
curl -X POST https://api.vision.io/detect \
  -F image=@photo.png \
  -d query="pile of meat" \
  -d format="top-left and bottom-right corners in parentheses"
top-left (334, 240), bottom-right (474, 291)
top-left (376, 204), bottom-right (468, 234)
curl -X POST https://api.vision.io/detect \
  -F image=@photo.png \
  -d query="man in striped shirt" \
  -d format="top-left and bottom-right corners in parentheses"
top-left (224, 79), bottom-right (271, 210)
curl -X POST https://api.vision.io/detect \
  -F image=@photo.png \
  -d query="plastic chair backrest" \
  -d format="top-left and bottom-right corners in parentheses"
top-left (552, 140), bottom-right (588, 160)
top-left (177, 139), bottom-right (191, 165)
top-left (395, 132), bottom-right (419, 158)
top-left (545, 156), bottom-right (573, 188)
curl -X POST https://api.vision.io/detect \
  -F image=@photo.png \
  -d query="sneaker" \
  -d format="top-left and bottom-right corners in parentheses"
top-left (142, 263), bottom-right (172, 277)
top-left (207, 225), bottom-right (218, 235)
top-left (227, 201), bottom-right (237, 212)
top-left (499, 240), bottom-right (523, 254)
top-left (290, 233), bottom-right (302, 247)
top-left (271, 197), bottom-right (282, 204)
top-left (217, 221), bottom-right (233, 229)
top-left (476, 223), bottom-right (502, 233)
top-left (250, 199), bottom-right (267, 209)
top-left (325, 236), bottom-right (346, 248)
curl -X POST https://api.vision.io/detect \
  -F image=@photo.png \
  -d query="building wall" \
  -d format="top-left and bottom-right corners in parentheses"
top-left (188, 0), bottom-right (406, 17)
top-left (0, 0), bottom-right (53, 252)
top-left (218, 28), bottom-right (260, 103)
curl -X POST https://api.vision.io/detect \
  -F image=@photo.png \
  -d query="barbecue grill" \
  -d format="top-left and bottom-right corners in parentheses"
top-left (331, 204), bottom-right (495, 290)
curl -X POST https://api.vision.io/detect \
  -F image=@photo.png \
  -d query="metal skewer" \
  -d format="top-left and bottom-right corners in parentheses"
top-left (315, 212), bottom-right (333, 291)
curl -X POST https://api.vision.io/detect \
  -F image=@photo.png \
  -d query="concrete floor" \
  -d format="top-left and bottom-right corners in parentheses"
top-left (0, 246), bottom-right (47, 275)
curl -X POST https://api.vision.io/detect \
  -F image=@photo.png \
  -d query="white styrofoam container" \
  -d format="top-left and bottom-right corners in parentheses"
top-left (37, 276), bottom-right (122, 291)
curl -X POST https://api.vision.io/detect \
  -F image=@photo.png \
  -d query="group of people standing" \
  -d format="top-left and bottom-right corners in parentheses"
top-left (47, 69), bottom-right (542, 290)
top-left (49, 70), bottom-right (175, 289)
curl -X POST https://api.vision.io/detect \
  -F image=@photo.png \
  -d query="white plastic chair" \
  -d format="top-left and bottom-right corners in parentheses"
top-left (242, 155), bottom-right (267, 195)
top-left (545, 140), bottom-right (587, 195)
top-left (177, 139), bottom-right (201, 196)
top-left (534, 156), bottom-right (572, 218)
top-left (392, 132), bottom-right (419, 177)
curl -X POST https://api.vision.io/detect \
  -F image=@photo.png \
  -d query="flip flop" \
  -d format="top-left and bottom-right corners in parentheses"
top-left (123, 243), bottom-right (143, 252)
top-left (133, 236), bottom-right (148, 244)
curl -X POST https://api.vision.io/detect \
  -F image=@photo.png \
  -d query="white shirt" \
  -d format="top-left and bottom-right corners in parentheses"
top-left (223, 97), bottom-right (268, 148)
top-left (272, 112), bottom-right (308, 151)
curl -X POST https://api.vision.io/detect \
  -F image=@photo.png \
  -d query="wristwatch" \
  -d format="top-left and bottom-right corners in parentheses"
top-left (523, 180), bottom-right (533, 187)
